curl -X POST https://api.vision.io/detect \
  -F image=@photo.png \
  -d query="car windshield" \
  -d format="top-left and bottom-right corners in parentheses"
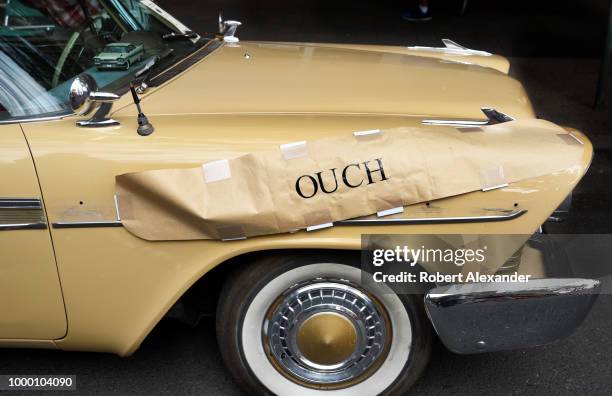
top-left (105, 46), bottom-right (128, 53)
top-left (0, 0), bottom-right (207, 121)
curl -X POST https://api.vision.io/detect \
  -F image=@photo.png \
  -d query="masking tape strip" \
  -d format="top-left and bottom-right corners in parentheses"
top-left (304, 210), bottom-right (333, 232)
top-left (217, 225), bottom-right (247, 241)
top-left (557, 133), bottom-right (583, 145)
top-left (280, 140), bottom-right (308, 160)
top-left (306, 222), bottom-right (334, 231)
top-left (377, 206), bottom-right (404, 217)
top-left (202, 159), bottom-right (232, 183)
top-left (116, 194), bottom-right (134, 220)
top-left (480, 165), bottom-right (508, 191)
top-left (113, 194), bottom-right (122, 221)
top-left (353, 129), bottom-right (381, 137)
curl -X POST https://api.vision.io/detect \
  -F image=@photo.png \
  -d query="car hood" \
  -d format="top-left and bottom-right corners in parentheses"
top-left (116, 41), bottom-right (533, 119)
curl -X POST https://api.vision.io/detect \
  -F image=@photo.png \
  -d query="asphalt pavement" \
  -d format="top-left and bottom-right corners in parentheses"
top-left (2, 1), bottom-right (611, 395)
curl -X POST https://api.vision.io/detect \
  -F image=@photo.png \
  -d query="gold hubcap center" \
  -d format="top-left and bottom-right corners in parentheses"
top-left (296, 312), bottom-right (358, 365)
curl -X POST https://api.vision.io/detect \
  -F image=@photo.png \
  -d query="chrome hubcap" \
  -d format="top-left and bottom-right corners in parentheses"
top-left (263, 281), bottom-right (390, 388)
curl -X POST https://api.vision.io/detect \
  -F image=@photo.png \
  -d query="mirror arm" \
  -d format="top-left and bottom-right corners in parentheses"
top-left (89, 91), bottom-right (120, 102)
top-left (76, 102), bottom-right (120, 128)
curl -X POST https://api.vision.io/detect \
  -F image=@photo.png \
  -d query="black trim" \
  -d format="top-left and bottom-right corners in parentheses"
top-left (52, 221), bottom-right (123, 229)
top-left (147, 39), bottom-right (223, 88)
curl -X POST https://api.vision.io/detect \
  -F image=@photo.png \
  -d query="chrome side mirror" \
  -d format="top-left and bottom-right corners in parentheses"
top-left (69, 74), bottom-right (120, 127)
top-left (218, 13), bottom-right (242, 43)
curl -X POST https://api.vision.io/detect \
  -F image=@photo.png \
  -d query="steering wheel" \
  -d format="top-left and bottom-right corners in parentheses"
top-left (51, 17), bottom-right (104, 88)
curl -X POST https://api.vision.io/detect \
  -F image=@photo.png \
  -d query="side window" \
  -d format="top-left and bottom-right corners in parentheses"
top-left (0, 50), bottom-right (65, 120)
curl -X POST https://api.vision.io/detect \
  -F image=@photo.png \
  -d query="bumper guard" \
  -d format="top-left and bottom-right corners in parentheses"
top-left (424, 278), bottom-right (600, 354)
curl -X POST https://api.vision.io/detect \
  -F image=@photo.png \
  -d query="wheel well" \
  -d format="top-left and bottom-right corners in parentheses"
top-left (163, 249), bottom-right (361, 326)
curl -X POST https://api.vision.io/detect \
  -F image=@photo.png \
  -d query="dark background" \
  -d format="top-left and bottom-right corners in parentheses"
top-left (2, 1), bottom-right (611, 395)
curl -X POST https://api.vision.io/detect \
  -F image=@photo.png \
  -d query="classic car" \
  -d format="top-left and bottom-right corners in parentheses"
top-left (0, 0), bottom-right (599, 395)
top-left (93, 43), bottom-right (144, 70)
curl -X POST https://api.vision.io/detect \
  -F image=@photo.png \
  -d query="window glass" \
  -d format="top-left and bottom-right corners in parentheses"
top-left (0, 0), bottom-right (204, 121)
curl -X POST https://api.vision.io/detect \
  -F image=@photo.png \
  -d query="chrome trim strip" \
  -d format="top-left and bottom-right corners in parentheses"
top-left (0, 222), bottom-right (47, 230)
top-left (53, 195), bottom-right (122, 228)
top-left (52, 220), bottom-right (123, 229)
top-left (51, 210), bottom-right (526, 229)
top-left (0, 112), bottom-right (73, 125)
top-left (0, 198), bottom-right (42, 209)
top-left (336, 209), bottom-right (526, 226)
top-left (0, 198), bottom-right (47, 230)
top-left (422, 107), bottom-right (515, 128)
top-left (422, 119), bottom-right (488, 127)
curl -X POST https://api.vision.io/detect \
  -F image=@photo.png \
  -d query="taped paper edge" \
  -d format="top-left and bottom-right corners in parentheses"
top-left (113, 194), bottom-right (122, 221)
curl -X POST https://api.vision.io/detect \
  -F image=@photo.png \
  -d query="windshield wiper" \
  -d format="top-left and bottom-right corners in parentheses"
top-left (162, 31), bottom-right (198, 41)
top-left (132, 48), bottom-right (174, 93)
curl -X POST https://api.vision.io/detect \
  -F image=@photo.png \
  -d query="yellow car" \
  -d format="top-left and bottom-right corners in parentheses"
top-left (0, 1), bottom-right (599, 395)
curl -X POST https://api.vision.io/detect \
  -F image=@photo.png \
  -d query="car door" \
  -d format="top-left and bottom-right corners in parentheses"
top-left (0, 122), bottom-right (67, 340)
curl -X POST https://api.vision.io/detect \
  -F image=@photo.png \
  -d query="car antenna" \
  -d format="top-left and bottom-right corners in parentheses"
top-left (127, 48), bottom-right (175, 136)
top-left (129, 83), bottom-right (154, 136)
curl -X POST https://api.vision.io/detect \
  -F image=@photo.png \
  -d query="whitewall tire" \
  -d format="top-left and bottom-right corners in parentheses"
top-left (216, 253), bottom-right (432, 395)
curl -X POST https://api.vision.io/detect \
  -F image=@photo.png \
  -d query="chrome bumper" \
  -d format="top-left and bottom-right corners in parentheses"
top-left (424, 278), bottom-right (600, 354)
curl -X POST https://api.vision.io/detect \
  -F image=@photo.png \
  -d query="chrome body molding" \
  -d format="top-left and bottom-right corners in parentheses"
top-left (422, 107), bottom-right (515, 128)
top-left (218, 14), bottom-right (242, 43)
top-left (53, 195), bottom-right (122, 228)
top-left (0, 198), bottom-right (47, 230)
top-left (0, 112), bottom-right (73, 125)
top-left (336, 209), bottom-right (526, 226)
top-left (407, 38), bottom-right (492, 57)
top-left (51, 208), bottom-right (526, 229)
top-left (421, 118), bottom-right (488, 127)
top-left (424, 278), bottom-right (600, 354)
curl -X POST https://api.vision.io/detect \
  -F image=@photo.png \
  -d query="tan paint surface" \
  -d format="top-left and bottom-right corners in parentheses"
top-left (269, 42), bottom-right (511, 74)
top-left (113, 41), bottom-right (532, 120)
top-left (0, 124), bottom-right (66, 339)
top-left (1, 39), bottom-right (588, 354)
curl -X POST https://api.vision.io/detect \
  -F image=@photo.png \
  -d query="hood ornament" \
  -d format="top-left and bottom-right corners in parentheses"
top-left (218, 13), bottom-right (242, 43)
